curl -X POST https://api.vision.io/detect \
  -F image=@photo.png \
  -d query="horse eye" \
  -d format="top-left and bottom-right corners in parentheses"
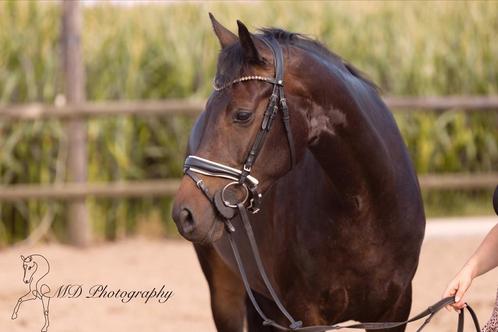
top-left (28, 266), bottom-right (32, 270)
top-left (233, 110), bottom-right (253, 123)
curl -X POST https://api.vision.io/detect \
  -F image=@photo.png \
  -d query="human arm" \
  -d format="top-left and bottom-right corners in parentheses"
top-left (443, 223), bottom-right (498, 310)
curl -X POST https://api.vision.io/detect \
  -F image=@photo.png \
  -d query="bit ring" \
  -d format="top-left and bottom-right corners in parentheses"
top-left (221, 182), bottom-right (249, 208)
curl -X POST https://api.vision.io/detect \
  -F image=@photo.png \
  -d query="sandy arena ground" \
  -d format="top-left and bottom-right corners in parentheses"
top-left (1, 217), bottom-right (497, 332)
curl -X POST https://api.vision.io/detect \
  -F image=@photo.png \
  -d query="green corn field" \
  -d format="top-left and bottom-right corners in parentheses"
top-left (0, 1), bottom-right (497, 245)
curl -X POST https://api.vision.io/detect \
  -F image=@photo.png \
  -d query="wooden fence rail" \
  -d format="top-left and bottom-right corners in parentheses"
top-left (0, 180), bottom-right (180, 201)
top-left (0, 99), bottom-right (204, 120)
top-left (419, 173), bottom-right (498, 190)
top-left (0, 173), bottom-right (496, 202)
top-left (385, 95), bottom-right (498, 111)
top-left (0, 96), bottom-right (497, 201)
top-left (1, 96), bottom-right (498, 120)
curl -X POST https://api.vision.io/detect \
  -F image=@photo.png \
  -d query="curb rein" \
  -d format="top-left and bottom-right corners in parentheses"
top-left (182, 36), bottom-right (481, 332)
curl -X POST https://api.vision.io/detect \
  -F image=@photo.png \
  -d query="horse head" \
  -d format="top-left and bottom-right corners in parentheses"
top-left (172, 15), bottom-right (310, 244)
top-left (20, 254), bottom-right (50, 288)
top-left (21, 255), bottom-right (37, 285)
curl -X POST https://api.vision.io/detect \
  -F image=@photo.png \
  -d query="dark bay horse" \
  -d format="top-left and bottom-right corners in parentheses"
top-left (172, 15), bottom-right (425, 332)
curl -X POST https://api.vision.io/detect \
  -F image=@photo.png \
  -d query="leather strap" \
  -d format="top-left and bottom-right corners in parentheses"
top-left (185, 169), bottom-right (210, 199)
top-left (236, 203), bottom-right (303, 329)
top-left (241, 36), bottom-right (289, 182)
top-left (280, 95), bottom-right (296, 167)
top-left (261, 36), bottom-right (296, 168)
top-left (226, 206), bottom-right (481, 332)
top-left (184, 156), bottom-right (259, 188)
top-left (458, 305), bottom-right (481, 332)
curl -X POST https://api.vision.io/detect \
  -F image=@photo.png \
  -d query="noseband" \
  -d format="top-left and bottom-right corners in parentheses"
top-left (181, 37), bottom-right (477, 332)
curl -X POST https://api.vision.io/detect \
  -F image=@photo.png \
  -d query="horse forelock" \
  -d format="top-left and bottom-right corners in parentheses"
top-left (215, 43), bottom-right (245, 88)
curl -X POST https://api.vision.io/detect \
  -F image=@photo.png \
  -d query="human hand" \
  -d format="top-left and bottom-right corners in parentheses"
top-left (442, 264), bottom-right (476, 311)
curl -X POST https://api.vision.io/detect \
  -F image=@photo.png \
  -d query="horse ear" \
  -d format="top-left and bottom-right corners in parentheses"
top-left (237, 20), bottom-right (264, 64)
top-left (20, 255), bottom-right (25, 261)
top-left (209, 13), bottom-right (237, 49)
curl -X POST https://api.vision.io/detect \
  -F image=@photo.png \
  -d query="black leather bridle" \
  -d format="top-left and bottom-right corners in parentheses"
top-left (182, 36), bottom-right (480, 332)
top-left (184, 36), bottom-right (295, 216)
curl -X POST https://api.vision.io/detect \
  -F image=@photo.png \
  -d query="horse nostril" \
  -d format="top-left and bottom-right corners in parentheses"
top-left (180, 208), bottom-right (195, 234)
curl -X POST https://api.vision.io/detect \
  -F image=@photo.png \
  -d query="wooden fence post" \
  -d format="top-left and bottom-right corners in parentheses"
top-left (61, 0), bottom-right (91, 246)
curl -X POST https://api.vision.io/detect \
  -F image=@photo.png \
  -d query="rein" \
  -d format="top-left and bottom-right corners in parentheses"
top-left (183, 36), bottom-right (481, 331)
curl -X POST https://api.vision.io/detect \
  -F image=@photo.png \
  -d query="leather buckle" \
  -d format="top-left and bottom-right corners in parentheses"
top-left (248, 192), bottom-right (262, 214)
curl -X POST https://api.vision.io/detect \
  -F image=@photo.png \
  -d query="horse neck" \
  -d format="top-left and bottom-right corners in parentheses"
top-left (32, 258), bottom-right (49, 288)
top-left (294, 53), bottom-right (400, 204)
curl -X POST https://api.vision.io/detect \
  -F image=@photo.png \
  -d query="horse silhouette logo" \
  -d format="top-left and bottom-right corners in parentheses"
top-left (12, 254), bottom-right (52, 332)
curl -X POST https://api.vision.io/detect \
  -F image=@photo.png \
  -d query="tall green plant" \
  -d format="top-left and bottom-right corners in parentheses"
top-left (0, 1), bottom-right (497, 245)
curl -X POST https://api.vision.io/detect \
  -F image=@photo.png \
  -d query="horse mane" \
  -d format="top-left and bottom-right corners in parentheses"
top-left (216, 27), bottom-right (379, 92)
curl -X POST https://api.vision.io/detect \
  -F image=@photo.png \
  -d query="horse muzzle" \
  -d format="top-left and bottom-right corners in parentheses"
top-left (172, 176), bottom-right (226, 244)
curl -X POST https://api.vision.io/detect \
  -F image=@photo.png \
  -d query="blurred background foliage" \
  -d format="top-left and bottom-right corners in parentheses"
top-left (0, 1), bottom-right (497, 245)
